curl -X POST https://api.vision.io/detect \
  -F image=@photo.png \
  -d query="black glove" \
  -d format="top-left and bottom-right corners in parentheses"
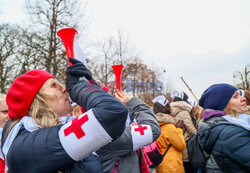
top-left (66, 57), bottom-right (94, 93)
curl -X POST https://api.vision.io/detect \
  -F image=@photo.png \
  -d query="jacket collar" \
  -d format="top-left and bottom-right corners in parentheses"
top-left (202, 109), bottom-right (226, 120)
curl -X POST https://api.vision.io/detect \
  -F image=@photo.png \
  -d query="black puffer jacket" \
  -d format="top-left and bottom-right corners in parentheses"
top-left (5, 125), bottom-right (103, 173)
top-left (199, 112), bottom-right (250, 173)
top-left (3, 80), bottom-right (128, 173)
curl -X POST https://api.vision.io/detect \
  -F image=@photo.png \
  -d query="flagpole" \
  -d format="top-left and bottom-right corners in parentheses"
top-left (180, 76), bottom-right (199, 102)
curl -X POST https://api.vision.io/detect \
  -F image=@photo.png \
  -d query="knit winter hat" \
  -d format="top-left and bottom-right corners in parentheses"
top-left (199, 83), bottom-right (237, 111)
top-left (7, 69), bottom-right (55, 120)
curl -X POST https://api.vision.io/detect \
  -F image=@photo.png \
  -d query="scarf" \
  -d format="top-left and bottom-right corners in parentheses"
top-left (222, 114), bottom-right (250, 131)
top-left (2, 116), bottom-right (74, 172)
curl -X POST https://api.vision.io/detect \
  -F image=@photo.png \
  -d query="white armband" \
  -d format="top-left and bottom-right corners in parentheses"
top-left (131, 124), bottom-right (153, 151)
top-left (59, 109), bottom-right (112, 161)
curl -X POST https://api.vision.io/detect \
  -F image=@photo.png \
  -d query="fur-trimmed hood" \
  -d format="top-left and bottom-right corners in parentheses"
top-left (170, 101), bottom-right (192, 116)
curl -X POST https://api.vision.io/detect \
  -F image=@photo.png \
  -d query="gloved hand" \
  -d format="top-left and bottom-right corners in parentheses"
top-left (176, 120), bottom-right (185, 130)
top-left (66, 57), bottom-right (94, 93)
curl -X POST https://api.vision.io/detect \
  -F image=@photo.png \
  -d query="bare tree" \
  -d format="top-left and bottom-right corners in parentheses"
top-left (151, 66), bottom-right (175, 96)
top-left (233, 65), bottom-right (250, 90)
top-left (90, 30), bottom-right (138, 94)
top-left (89, 35), bottom-right (165, 104)
top-left (117, 28), bottom-right (129, 64)
top-left (122, 57), bottom-right (164, 105)
top-left (91, 37), bottom-right (117, 85)
top-left (0, 24), bottom-right (22, 93)
top-left (23, 0), bottom-right (89, 81)
top-left (15, 28), bottom-right (45, 75)
top-left (163, 79), bottom-right (175, 95)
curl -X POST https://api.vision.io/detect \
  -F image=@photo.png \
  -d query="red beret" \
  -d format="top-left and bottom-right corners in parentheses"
top-left (6, 70), bottom-right (55, 120)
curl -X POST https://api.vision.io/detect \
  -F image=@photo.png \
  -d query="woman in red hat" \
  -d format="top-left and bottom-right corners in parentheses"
top-left (1, 58), bottom-right (128, 173)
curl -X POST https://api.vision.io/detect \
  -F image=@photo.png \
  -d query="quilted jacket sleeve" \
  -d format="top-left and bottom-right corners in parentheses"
top-left (98, 98), bottom-right (161, 155)
top-left (69, 80), bottom-right (128, 139)
top-left (217, 126), bottom-right (250, 171)
top-left (96, 98), bottom-right (161, 172)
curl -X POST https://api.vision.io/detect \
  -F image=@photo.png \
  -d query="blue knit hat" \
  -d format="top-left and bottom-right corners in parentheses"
top-left (199, 83), bottom-right (237, 111)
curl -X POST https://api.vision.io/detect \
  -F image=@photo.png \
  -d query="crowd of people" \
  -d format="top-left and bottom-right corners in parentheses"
top-left (0, 57), bottom-right (249, 173)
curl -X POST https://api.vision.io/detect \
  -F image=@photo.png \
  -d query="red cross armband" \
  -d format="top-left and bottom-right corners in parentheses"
top-left (59, 109), bottom-right (112, 161)
top-left (131, 124), bottom-right (153, 151)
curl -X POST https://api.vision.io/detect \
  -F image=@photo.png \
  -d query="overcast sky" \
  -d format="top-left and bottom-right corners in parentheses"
top-left (1, 0), bottom-right (250, 101)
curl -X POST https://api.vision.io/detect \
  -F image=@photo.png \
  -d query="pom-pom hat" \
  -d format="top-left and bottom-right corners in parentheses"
top-left (7, 69), bottom-right (55, 120)
top-left (199, 83), bottom-right (237, 111)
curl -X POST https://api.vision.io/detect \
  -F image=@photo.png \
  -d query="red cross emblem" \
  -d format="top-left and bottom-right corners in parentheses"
top-left (134, 125), bottom-right (147, 135)
top-left (64, 114), bottom-right (89, 139)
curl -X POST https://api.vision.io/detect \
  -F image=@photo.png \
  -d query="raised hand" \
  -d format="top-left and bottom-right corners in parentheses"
top-left (115, 90), bottom-right (132, 104)
top-left (66, 57), bottom-right (94, 93)
top-left (67, 58), bottom-right (93, 80)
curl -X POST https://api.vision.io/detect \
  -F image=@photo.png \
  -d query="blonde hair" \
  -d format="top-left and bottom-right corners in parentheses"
top-left (244, 90), bottom-right (250, 105)
top-left (223, 106), bottom-right (239, 117)
top-left (1, 89), bottom-right (61, 159)
top-left (28, 91), bottom-right (60, 128)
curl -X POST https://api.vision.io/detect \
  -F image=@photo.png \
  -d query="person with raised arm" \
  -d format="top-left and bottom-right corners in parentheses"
top-left (96, 90), bottom-right (161, 173)
top-left (1, 58), bottom-right (128, 173)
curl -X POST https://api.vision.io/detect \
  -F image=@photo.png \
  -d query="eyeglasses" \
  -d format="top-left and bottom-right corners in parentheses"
top-left (41, 79), bottom-right (63, 90)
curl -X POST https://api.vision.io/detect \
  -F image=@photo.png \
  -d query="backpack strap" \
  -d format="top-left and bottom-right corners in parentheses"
top-left (203, 116), bottom-right (234, 129)
top-left (198, 121), bottom-right (235, 168)
top-left (112, 157), bottom-right (123, 173)
top-left (162, 144), bottom-right (172, 158)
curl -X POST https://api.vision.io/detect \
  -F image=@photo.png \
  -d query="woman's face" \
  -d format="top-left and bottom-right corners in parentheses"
top-left (40, 78), bottom-right (73, 117)
top-left (0, 99), bottom-right (9, 128)
top-left (226, 90), bottom-right (248, 113)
